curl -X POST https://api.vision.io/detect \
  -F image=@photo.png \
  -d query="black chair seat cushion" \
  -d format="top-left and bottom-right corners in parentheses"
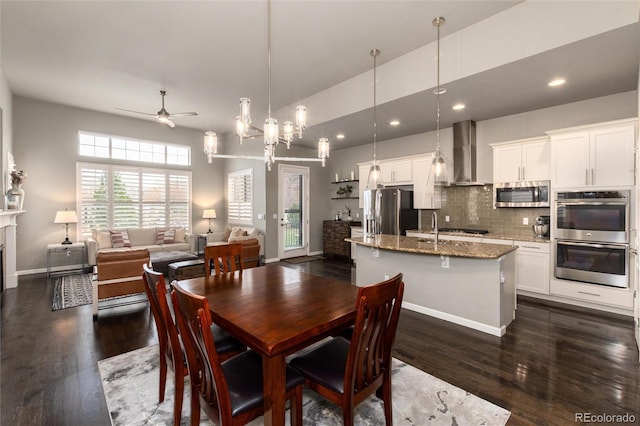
top-left (289, 336), bottom-right (350, 395)
top-left (211, 323), bottom-right (245, 355)
top-left (222, 350), bottom-right (304, 417)
top-left (165, 292), bottom-right (244, 357)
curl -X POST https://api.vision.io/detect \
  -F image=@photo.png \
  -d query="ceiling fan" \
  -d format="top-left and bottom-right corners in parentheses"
top-left (118, 90), bottom-right (197, 128)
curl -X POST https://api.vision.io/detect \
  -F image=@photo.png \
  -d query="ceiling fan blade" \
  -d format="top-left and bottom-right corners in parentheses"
top-left (169, 112), bottom-right (198, 117)
top-left (116, 107), bottom-right (157, 116)
top-left (166, 119), bottom-right (176, 128)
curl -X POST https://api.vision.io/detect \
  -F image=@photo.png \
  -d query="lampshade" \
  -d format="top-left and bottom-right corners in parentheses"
top-left (202, 209), bottom-right (217, 219)
top-left (54, 210), bottom-right (78, 224)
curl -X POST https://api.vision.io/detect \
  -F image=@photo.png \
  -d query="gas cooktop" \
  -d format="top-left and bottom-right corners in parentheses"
top-left (438, 228), bottom-right (489, 235)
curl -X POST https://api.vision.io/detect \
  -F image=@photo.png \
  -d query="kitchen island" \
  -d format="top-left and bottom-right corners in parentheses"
top-left (347, 234), bottom-right (518, 336)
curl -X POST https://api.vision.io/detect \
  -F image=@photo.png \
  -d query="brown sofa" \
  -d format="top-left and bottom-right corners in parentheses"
top-left (92, 249), bottom-right (150, 317)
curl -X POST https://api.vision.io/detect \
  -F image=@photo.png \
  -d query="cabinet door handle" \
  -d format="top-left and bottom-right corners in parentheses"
top-left (520, 245), bottom-right (540, 250)
top-left (585, 169), bottom-right (589, 185)
top-left (522, 166), bottom-right (525, 181)
top-left (578, 290), bottom-right (601, 297)
top-left (591, 168), bottom-right (595, 185)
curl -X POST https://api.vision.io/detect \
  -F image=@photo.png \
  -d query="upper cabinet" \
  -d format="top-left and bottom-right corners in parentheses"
top-left (380, 159), bottom-right (412, 185)
top-left (412, 154), bottom-right (441, 209)
top-left (357, 154), bottom-right (440, 209)
top-left (549, 119), bottom-right (636, 189)
top-left (491, 137), bottom-right (550, 183)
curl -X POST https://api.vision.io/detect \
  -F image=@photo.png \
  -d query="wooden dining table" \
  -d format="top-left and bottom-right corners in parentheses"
top-left (174, 264), bottom-right (360, 426)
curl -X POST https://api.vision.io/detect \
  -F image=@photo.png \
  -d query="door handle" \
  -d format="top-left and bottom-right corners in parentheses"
top-left (591, 168), bottom-right (595, 185)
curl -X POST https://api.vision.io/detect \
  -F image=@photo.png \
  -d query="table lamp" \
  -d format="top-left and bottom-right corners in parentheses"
top-left (54, 209), bottom-right (79, 245)
top-left (202, 209), bottom-right (217, 233)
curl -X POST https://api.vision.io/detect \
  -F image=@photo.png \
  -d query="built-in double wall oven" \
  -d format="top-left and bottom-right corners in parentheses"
top-left (554, 190), bottom-right (630, 288)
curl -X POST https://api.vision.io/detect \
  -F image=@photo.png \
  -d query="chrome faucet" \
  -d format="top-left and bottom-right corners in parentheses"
top-left (432, 211), bottom-right (439, 248)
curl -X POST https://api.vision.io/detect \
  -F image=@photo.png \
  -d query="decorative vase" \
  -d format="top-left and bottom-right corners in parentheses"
top-left (6, 184), bottom-right (24, 210)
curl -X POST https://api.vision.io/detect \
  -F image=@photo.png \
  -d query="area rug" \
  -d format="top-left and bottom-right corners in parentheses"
top-left (98, 345), bottom-right (510, 425)
top-left (282, 255), bottom-right (323, 264)
top-left (51, 273), bottom-right (93, 311)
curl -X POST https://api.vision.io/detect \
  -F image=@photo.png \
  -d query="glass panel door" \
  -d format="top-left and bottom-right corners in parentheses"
top-left (278, 165), bottom-right (308, 259)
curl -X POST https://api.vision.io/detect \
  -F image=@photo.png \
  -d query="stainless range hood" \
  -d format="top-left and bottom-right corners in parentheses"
top-left (450, 120), bottom-right (486, 186)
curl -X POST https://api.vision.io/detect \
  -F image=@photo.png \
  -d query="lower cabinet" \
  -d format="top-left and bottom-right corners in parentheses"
top-left (350, 227), bottom-right (363, 262)
top-left (514, 240), bottom-right (550, 294)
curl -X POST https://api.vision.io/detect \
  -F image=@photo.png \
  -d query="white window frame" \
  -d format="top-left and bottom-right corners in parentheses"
top-left (227, 169), bottom-right (253, 225)
top-left (78, 131), bottom-right (191, 166)
top-left (76, 162), bottom-right (191, 237)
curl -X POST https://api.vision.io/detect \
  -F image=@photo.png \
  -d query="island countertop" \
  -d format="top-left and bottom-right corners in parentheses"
top-left (346, 234), bottom-right (518, 259)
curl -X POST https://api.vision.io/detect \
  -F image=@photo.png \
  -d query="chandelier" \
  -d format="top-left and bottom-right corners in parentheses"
top-left (204, 0), bottom-right (330, 171)
top-left (431, 16), bottom-right (448, 186)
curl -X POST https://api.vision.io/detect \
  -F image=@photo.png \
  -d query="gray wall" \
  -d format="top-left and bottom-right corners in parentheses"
top-left (13, 96), bottom-right (224, 273)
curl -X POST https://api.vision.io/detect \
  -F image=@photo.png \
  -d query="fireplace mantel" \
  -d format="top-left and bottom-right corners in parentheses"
top-left (1, 210), bottom-right (24, 289)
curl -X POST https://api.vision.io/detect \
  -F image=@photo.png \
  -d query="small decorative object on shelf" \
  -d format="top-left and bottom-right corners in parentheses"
top-left (337, 184), bottom-right (353, 198)
top-left (6, 169), bottom-right (26, 210)
top-left (350, 170), bottom-right (355, 180)
top-left (345, 205), bottom-right (352, 221)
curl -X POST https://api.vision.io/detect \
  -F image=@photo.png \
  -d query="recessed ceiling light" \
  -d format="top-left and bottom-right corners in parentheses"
top-left (389, 120), bottom-right (400, 126)
top-left (336, 134), bottom-right (345, 140)
top-left (452, 103), bottom-right (465, 111)
top-left (548, 78), bottom-right (566, 87)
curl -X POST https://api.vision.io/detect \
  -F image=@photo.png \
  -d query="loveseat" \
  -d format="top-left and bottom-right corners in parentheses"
top-left (86, 227), bottom-right (193, 266)
top-left (206, 226), bottom-right (265, 258)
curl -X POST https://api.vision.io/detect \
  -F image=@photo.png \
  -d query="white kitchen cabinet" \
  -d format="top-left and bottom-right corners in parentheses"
top-left (491, 137), bottom-right (549, 183)
top-left (350, 226), bottom-right (363, 262)
top-left (380, 158), bottom-right (412, 185)
top-left (358, 163), bottom-right (370, 208)
top-left (550, 278), bottom-right (634, 309)
top-left (514, 240), bottom-right (549, 294)
top-left (549, 119), bottom-right (636, 189)
top-left (412, 154), bottom-right (441, 209)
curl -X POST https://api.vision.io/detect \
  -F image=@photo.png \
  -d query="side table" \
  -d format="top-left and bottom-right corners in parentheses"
top-left (196, 233), bottom-right (209, 256)
top-left (47, 242), bottom-right (87, 278)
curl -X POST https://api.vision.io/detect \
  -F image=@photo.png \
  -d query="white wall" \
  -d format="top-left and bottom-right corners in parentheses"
top-left (12, 96), bottom-right (224, 273)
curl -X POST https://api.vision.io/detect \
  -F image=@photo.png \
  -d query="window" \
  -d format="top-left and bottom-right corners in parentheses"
top-left (77, 162), bottom-right (191, 235)
top-left (228, 169), bottom-right (253, 225)
top-left (79, 131), bottom-right (190, 166)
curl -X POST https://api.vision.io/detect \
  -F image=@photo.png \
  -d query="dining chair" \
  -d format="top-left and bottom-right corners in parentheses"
top-left (289, 273), bottom-right (404, 426)
top-left (170, 283), bottom-right (304, 426)
top-left (142, 264), bottom-right (246, 426)
top-left (204, 242), bottom-right (244, 276)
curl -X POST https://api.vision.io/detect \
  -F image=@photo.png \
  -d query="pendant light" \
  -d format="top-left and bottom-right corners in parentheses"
top-left (431, 17), bottom-right (448, 186)
top-left (205, 0), bottom-right (329, 170)
top-left (367, 49), bottom-right (382, 189)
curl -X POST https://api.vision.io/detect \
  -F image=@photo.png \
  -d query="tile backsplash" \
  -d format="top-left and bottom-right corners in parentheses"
top-left (418, 185), bottom-right (550, 239)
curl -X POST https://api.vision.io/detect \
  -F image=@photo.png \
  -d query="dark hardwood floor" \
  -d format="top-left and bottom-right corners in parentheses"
top-left (2, 259), bottom-right (639, 425)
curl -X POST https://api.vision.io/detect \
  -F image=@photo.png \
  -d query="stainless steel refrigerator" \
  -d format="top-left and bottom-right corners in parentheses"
top-left (363, 188), bottom-right (418, 236)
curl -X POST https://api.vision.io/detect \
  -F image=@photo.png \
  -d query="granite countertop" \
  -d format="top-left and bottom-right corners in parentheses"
top-left (406, 229), bottom-right (550, 244)
top-left (346, 234), bottom-right (518, 260)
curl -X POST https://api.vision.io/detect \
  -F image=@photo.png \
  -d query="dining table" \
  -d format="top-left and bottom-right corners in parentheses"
top-left (174, 264), bottom-right (360, 426)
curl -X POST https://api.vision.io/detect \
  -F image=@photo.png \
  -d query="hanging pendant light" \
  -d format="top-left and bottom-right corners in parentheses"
top-left (431, 16), bottom-right (448, 186)
top-left (367, 49), bottom-right (382, 189)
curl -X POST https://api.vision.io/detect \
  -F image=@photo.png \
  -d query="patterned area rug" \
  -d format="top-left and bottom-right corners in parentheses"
top-left (51, 273), bottom-right (93, 311)
top-left (98, 345), bottom-right (510, 425)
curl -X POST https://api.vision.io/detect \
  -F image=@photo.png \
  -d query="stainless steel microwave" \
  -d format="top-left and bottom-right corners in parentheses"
top-left (494, 181), bottom-right (550, 208)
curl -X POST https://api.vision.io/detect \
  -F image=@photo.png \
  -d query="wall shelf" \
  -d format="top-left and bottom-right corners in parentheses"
top-left (331, 179), bottom-right (358, 184)
top-left (331, 196), bottom-right (359, 200)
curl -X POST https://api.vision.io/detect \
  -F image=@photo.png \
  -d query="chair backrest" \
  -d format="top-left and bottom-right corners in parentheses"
top-left (204, 243), bottom-right (244, 276)
top-left (171, 283), bottom-right (232, 424)
top-left (345, 273), bottom-right (404, 400)
top-left (142, 264), bottom-right (183, 368)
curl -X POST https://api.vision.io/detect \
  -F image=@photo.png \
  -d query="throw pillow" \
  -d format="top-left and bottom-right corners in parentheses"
top-left (95, 230), bottom-right (112, 249)
top-left (155, 229), bottom-right (172, 244)
top-left (230, 227), bottom-right (247, 238)
top-left (174, 227), bottom-right (186, 243)
top-left (163, 229), bottom-right (176, 244)
top-left (223, 228), bottom-right (232, 242)
top-left (110, 231), bottom-right (131, 248)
